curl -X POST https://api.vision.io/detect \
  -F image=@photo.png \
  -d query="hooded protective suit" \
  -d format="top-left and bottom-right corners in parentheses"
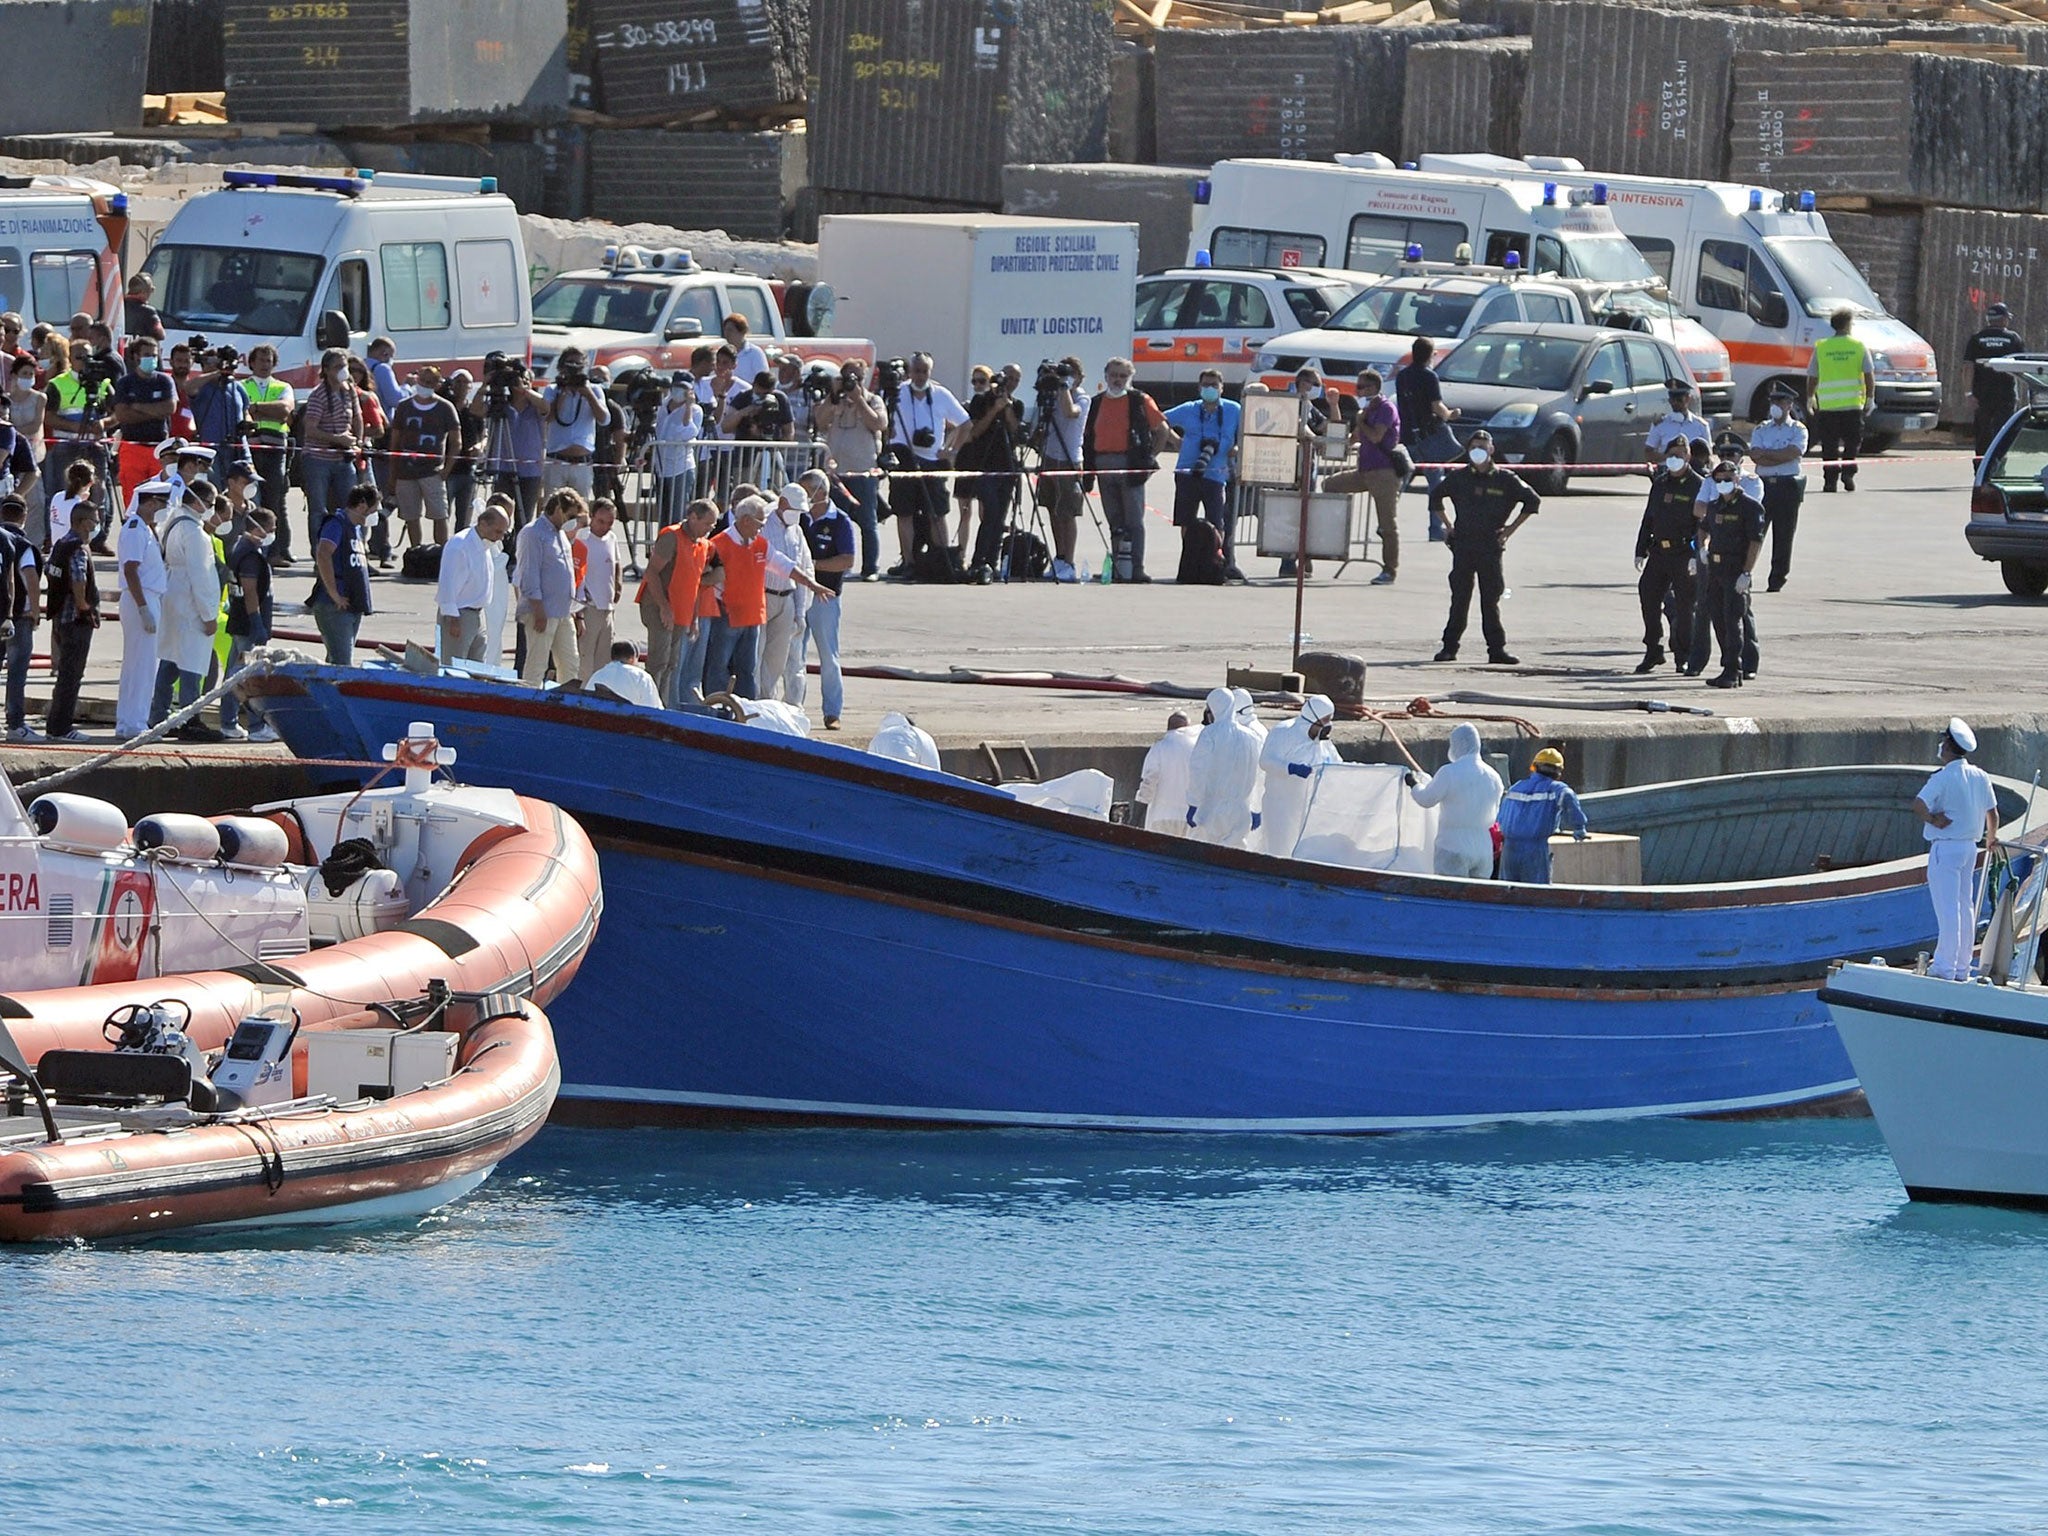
top-left (1187, 686), bottom-right (1264, 848)
top-left (868, 711), bottom-right (942, 771)
top-left (1259, 694), bottom-right (1340, 856)
top-left (1137, 721), bottom-right (1200, 836)
top-left (1408, 722), bottom-right (1503, 879)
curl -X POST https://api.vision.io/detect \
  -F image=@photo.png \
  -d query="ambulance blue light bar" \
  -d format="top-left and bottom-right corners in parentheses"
top-left (1542, 182), bottom-right (1557, 206)
top-left (1503, 251), bottom-right (1521, 269)
top-left (1405, 243), bottom-right (1424, 261)
top-left (1194, 250), bottom-right (1211, 267)
top-left (1193, 177), bottom-right (1211, 205)
top-left (1592, 182), bottom-right (1608, 205)
top-left (1749, 189), bottom-right (1764, 211)
top-left (1798, 189), bottom-right (1816, 211)
top-left (221, 170), bottom-right (365, 196)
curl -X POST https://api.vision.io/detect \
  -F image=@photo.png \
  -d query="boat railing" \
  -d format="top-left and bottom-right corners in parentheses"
top-left (1978, 771), bottom-right (2048, 988)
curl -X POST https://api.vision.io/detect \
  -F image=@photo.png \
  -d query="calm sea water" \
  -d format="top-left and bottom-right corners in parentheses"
top-left (7, 1120), bottom-right (2048, 1534)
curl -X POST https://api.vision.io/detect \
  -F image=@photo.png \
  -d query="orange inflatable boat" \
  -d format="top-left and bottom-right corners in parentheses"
top-left (0, 988), bottom-right (559, 1240)
top-left (0, 722), bottom-right (601, 1069)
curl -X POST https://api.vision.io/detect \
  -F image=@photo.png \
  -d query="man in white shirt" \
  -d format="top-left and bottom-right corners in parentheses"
top-left (437, 504), bottom-right (507, 663)
top-left (542, 350), bottom-right (612, 499)
top-left (576, 498), bottom-right (626, 681)
top-left (116, 480), bottom-right (171, 738)
top-left (1914, 717), bottom-right (2001, 982)
top-left (758, 483), bottom-right (816, 702)
top-left (651, 370), bottom-right (702, 519)
top-left (723, 314), bottom-right (771, 387)
top-left (886, 352), bottom-right (969, 579)
top-left (1643, 379), bottom-right (1713, 468)
top-left (587, 639), bottom-right (664, 709)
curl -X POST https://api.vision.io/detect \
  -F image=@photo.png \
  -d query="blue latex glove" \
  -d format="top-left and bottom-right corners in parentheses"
top-left (1186, 806), bottom-right (1196, 827)
top-left (1251, 812), bottom-right (1262, 829)
top-left (1287, 762), bottom-right (1311, 778)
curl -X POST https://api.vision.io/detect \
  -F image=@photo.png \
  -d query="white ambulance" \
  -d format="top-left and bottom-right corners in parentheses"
top-left (1189, 155), bottom-right (1665, 291)
top-left (1416, 155), bottom-right (1943, 444)
top-left (135, 169), bottom-right (529, 386)
top-left (0, 174), bottom-right (128, 333)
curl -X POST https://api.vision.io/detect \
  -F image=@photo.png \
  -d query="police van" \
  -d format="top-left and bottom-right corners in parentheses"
top-left (136, 169), bottom-right (529, 385)
top-left (1189, 155), bottom-right (1664, 291)
top-left (0, 175), bottom-right (128, 333)
top-left (1415, 155), bottom-right (1943, 444)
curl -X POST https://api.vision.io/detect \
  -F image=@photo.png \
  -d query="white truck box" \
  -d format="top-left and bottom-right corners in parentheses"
top-left (819, 214), bottom-right (1139, 398)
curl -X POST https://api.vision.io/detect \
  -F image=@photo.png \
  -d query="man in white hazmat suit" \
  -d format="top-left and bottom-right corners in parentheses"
top-left (1406, 722), bottom-right (1504, 879)
top-left (1188, 686), bottom-right (1264, 847)
top-left (1259, 695), bottom-right (1340, 855)
top-left (869, 711), bottom-right (942, 771)
top-left (1137, 709), bottom-right (1199, 836)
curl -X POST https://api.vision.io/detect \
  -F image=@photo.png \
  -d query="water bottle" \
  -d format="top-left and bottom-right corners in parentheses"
top-left (1099, 551), bottom-right (1114, 584)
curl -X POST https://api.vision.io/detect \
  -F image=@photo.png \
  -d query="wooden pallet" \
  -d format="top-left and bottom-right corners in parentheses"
top-left (1112, 0), bottom-right (1430, 35)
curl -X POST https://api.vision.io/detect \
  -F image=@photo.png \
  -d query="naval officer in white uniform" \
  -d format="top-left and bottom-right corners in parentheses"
top-left (1913, 717), bottom-right (2000, 982)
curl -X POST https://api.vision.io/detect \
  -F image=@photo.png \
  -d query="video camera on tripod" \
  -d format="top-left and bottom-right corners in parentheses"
top-left (479, 350), bottom-right (528, 416)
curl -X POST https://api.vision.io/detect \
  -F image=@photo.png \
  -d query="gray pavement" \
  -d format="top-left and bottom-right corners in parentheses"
top-left (5, 443), bottom-right (2033, 759)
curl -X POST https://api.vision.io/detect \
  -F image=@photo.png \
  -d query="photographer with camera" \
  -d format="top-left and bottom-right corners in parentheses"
top-left (775, 353), bottom-right (819, 441)
top-left (884, 352), bottom-right (969, 581)
top-left (388, 364), bottom-right (460, 550)
top-left (651, 370), bottom-right (702, 520)
top-left (469, 352), bottom-right (545, 528)
top-left (239, 344), bottom-right (295, 562)
top-left (182, 338), bottom-right (252, 479)
top-left (1163, 368), bottom-right (1241, 585)
top-left (541, 348), bottom-right (611, 502)
top-left (721, 368), bottom-right (796, 490)
top-left (817, 359), bottom-right (885, 581)
top-left (962, 363), bottom-right (1025, 583)
top-left (1025, 356), bottom-right (1088, 583)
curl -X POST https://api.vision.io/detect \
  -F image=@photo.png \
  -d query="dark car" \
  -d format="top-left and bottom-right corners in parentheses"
top-left (1432, 323), bottom-right (1697, 495)
top-left (1966, 385), bottom-right (2048, 596)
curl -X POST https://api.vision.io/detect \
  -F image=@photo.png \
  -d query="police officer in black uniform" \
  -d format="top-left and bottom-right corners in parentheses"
top-left (1964, 300), bottom-right (2026, 465)
top-left (1698, 454), bottom-right (1767, 689)
top-left (1429, 429), bottom-right (1540, 666)
top-left (1634, 439), bottom-right (1703, 674)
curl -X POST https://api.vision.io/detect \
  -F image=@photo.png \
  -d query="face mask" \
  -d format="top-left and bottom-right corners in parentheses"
top-left (257, 533), bottom-right (274, 550)
top-left (1105, 382), bottom-right (1129, 398)
top-left (1468, 447), bottom-right (1489, 466)
top-left (670, 387), bottom-right (687, 401)
top-left (1200, 385), bottom-right (1221, 405)
top-left (778, 505), bottom-right (800, 525)
top-left (412, 384), bottom-right (434, 402)
top-left (137, 357), bottom-right (156, 375)
top-left (1664, 455), bottom-right (1686, 475)
top-left (1715, 480), bottom-right (1737, 498)
top-left (1769, 405), bottom-right (1786, 422)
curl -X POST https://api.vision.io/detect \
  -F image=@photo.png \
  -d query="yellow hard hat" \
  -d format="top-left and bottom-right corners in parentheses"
top-left (1532, 747), bottom-right (1565, 773)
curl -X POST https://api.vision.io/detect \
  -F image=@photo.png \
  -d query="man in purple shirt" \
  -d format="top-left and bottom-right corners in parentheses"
top-left (1320, 369), bottom-right (1404, 585)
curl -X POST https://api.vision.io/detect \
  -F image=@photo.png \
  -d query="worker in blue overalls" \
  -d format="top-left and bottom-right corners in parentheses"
top-left (1498, 746), bottom-right (1588, 884)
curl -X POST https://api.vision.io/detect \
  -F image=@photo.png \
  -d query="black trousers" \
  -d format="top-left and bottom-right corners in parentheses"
top-left (1762, 476), bottom-right (1804, 588)
top-left (1443, 546), bottom-right (1507, 656)
top-left (1686, 566), bottom-right (1758, 675)
top-left (970, 470), bottom-right (1015, 571)
top-left (1813, 410), bottom-right (1863, 485)
top-left (43, 620), bottom-right (92, 737)
top-left (250, 439), bottom-right (290, 555)
top-left (1975, 400), bottom-right (2014, 462)
top-left (1704, 576), bottom-right (1759, 678)
top-left (1638, 550), bottom-right (1692, 653)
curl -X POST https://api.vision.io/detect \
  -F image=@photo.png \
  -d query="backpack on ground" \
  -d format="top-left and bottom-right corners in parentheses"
top-left (401, 543), bottom-right (443, 581)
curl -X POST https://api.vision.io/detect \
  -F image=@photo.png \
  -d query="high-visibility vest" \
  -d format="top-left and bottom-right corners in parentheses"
top-left (241, 375), bottom-right (289, 436)
top-left (1812, 333), bottom-right (1869, 412)
top-left (48, 371), bottom-right (101, 432)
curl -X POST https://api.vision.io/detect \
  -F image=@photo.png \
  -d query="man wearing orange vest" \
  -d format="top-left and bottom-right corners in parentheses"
top-left (704, 494), bottom-right (834, 702)
top-left (641, 498), bottom-right (722, 708)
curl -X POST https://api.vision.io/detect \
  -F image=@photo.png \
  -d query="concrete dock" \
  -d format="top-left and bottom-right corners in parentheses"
top-left (7, 443), bottom-right (2048, 798)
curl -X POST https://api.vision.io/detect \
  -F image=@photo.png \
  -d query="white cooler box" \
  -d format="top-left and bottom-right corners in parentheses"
top-left (304, 1029), bottom-right (460, 1103)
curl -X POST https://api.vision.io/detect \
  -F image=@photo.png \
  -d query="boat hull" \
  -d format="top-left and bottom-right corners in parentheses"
top-left (256, 667), bottom-right (1986, 1130)
top-left (1823, 965), bottom-right (2048, 1208)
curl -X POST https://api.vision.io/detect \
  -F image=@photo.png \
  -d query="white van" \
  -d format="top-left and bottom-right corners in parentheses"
top-left (1189, 155), bottom-right (1664, 289)
top-left (0, 175), bottom-right (128, 334)
top-left (1417, 155), bottom-right (1943, 443)
top-left (136, 169), bottom-right (529, 385)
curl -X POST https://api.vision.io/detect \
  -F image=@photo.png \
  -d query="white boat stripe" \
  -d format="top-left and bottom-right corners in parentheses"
top-left (557, 1080), bottom-right (1864, 1133)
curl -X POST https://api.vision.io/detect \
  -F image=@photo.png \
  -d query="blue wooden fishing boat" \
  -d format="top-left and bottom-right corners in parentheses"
top-left (253, 662), bottom-right (2035, 1132)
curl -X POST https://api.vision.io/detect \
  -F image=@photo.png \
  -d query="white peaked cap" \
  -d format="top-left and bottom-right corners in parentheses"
top-left (1948, 717), bottom-right (1977, 753)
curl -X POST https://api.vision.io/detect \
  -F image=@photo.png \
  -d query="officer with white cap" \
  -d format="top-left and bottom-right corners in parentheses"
top-left (1187, 686), bottom-right (1264, 848)
top-left (1258, 695), bottom-right (1339, 856)
top-left (1913, 717), bottom-right (2000, 981)
top-left (1406, 722), bottom-right (1504, 879)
